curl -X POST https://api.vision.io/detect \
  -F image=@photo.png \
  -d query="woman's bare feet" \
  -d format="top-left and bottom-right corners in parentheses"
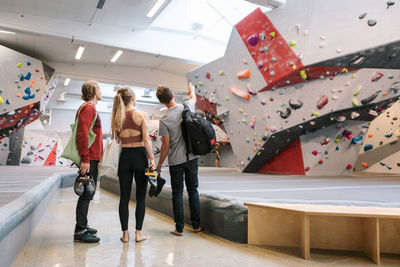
top-left (170, 230), bottom-right (183, 236)
top-left (120, 230), bottom-right (129, 243)
top-left (135, 230), bottom-right (148, 242)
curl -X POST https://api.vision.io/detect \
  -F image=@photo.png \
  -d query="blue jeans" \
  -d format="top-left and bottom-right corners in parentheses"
top-left (169, 158), bottom-right (200, 232)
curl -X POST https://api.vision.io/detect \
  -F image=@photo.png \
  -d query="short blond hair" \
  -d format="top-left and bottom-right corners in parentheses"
top-left (81, 80), bottom-right (99, 101)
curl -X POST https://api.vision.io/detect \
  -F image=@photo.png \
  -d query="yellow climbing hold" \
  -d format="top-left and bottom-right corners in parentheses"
top-left (292, 65), bottom-right (296, 70)
top-left (352, 97), bottom-right (359, 107)
top-left (0, 96), bottom-right (3, 104)
top-left (219, 71), bottom-right (225, 76)
top-left (269, 32), bottom-right (275, 38)
top-left (289, 40), bottom-right (297, 46)
top-left (254, 133), bottom-right (257, 136)
top-left (341, 68), bottom-right (348, 73)
top-left (312, 111), bottom-right (320, 117)
top-left (300, 69), bottom-right (307, 80)
top-left (353, 85), bottom-right (362, 96)
top-left (351, 74), bottom-right (356, 78)
top-left (17, 62), bottom-right (22, 68)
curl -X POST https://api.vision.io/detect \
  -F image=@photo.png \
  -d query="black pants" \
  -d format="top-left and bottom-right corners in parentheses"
top-left (169, 158), bottom-right (200, 232)
top-left (118, 147), bottom-right (148, 231)
top-left (75, 160), bottom-right (99, 232)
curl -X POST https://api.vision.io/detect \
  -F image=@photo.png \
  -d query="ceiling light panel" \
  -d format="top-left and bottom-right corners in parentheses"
top-left (111, 50), bottom-right (123, 62)
top-left (75, 46), bottom-right (85, 60)
top-left (146, 0), bottom-right (166, 18)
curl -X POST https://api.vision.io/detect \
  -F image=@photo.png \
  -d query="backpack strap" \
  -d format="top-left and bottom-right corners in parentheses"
top-left (181, 103), bottom-right (190, 162)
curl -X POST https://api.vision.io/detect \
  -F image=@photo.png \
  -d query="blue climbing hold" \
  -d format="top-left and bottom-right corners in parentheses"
top-left (27, 61), bottom-right (31, 66)
top-left (5, 99), bottom-right (10, 105)
top-left (364, 144), bottom-right (373, 151)
top-left (24, 72), bottom-right (31, 80)
top-left (351, 136), bottom-right (363, 144)
top-left (24, 87), bottom-right (31, 94)
top-left (335, 146), bottom-right (339, 151)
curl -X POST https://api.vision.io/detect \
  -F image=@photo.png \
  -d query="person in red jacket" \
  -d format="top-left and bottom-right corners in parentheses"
top-left (74, 80), bottom-right (103, 243)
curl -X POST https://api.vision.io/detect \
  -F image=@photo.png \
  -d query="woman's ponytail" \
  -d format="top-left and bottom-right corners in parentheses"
top-left (111, 93), bottom-right (126, 137)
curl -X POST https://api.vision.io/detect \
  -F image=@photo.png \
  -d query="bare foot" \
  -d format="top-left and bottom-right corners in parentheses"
top-left (193, 227), bottom-right (202, 233)
top-left (135, 230), bottom-right (148, 242)
top-left (120, 230), bottom-right (129, 243)
top-left (170, 230), bottom-right (183, 236)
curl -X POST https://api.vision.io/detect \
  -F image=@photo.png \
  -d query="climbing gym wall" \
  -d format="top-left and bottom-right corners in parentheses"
top-left (354, 100), bottom-right (400, 173)
top-left (187, 0), bottom-right (400, 176)
top-left (0, 44), bottom-right (48, 141)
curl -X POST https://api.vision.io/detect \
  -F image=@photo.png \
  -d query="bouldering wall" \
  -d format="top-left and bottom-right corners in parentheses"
top-left (186, 0), bottom-right (400, 176)
top-left (0, 44), bottom-right (49, 140)
top-left (354, 100), bottom-right (400, 173)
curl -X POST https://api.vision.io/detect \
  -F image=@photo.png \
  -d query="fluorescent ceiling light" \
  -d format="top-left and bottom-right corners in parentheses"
top-left (75, 46), bottom-right (85, 60)
top-left (0, 30), bottom-right (16, 34)
top-left (159, 107), bottom-right (167, 111)
top-left (111, 50), bottom-right (123, 62)
top-left (64, 78), bottom-right (70, 86)
top-left (146, 0), bottom-right (166, 18)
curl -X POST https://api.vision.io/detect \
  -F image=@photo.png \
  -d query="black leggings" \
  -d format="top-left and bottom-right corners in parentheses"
top-left (118, 147), bottom-right (148, 231)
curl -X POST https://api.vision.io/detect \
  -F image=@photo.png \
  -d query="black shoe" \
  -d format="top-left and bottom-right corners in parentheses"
top-left (154, 175), bottom-right (166, 197)
top-left (74, 231), bottom-right (100, 243)
top-left (145, 168), bottom-right (157, 197)
top-left (86, 226), bottom-right (97, 235)
top-left (149, 182), bottom-right (157, 197)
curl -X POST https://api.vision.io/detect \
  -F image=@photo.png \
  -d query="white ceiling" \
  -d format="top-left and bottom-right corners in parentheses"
top-left (0, 0), bottom-right (169, 30)
top-left (0, 30), bottom-right (198, 76)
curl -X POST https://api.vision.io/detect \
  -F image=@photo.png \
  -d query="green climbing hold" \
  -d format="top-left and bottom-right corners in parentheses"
top-left (260, 33), bottom-right (265, 41)
top-left (219, 71), bottom-right (224, 76)
top-left (269, 32), bottom-right (275, 37)
top-left (263, 47), bottom-right (268, 52)
top-left (272, 58), bottom-right (277, 62)
top-left (353, 85), bottom-right (362, 96)
top-left (225, 97), bottom-right (230, 101)
top-left (17, 62), bottom-right (22, 68)
top-left (220, 82), bottom-right (224, 87)
top-left (289, 40), bottom-right (297, 46)
top-left (312, 111), bottom-right (320, 117)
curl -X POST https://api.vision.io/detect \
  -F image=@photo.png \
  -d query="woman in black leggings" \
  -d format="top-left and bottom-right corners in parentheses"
top-left (112, 87), bottom-right (154, 242)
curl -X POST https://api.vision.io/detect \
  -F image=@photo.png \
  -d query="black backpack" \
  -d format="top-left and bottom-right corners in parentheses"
top-left (181, 103), bottom-right (216, 160)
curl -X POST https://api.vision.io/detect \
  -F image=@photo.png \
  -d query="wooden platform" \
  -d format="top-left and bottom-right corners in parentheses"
top-left (244, 202), bottom-right (400, 264)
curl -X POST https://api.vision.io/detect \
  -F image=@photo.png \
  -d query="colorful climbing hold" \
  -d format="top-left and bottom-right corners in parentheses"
top-left (229, 86), bottom-right (250, 101)
top-left (353, 86), bottom-right (362, 96)
top-left (371, 72), bottom-right (384, 82)
top-left (312, 150), bottom-right (318, 156)
top-left (247, 34), bottom-right (259, 46)
top-left (289, 99), bottom-right (303, 110)
top-left (362, 162), bottom-right (369, 168)
top-left (385, 129), bottom-right (393, 138)
top-left (342, 130), bottom-right (353, 140)
top-left (219, 71), bottom-right (224, 76)
top-left (346, 164), bottom-right (353, 170)
top-left (269, 32), bottom-right (275, 38)
top-left (300, 70), bottom-right (307, 80)
top-left (205, 72), bottom-right (211, 79)
top-left (17, 62), bottom-right (22, 68)
top-left (352, 97), bottom-right (359, 107)
top-left (317, 95), bottom-right (329, 109)
top-left (0, 96), bottom-right (3, 104)
top-left (247, 86), bottom-right (257, 95)
top-left (289, 40), bottom-right (297, 46)
top-left (364, 144), bottom-right (373, 151)
top-left (237, 69), bottom-right (251, 80)
top-left (280, 108), bottom-right (291, 119)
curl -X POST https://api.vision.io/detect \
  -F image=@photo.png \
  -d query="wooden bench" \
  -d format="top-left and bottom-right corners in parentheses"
top-left (244, 203), bottom-right (400, 264)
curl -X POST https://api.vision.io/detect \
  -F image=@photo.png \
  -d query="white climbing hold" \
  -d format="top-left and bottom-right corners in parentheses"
top-left (320, 35), bottom-right (326, 40)
top-left (336, 48), bottom-right (342, 53)
top-left (304, 29), bottom-right (309, 36)
top-left (319, 42), bottom-right (326, 48)
top-left (351, 112), bottom-right (360, 119)
top-left (396, 129), bottom-right (400, 137)
top-left (332, 94), bottom-right (338, 100)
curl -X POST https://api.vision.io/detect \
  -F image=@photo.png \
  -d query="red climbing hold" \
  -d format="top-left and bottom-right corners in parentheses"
top-left (305, 167), bottom-right (310, 172)
top-left (317, 95), bottom-right (329, 109)
top-left (346, 164), bottom-right (353, 169)
top-left (205, 72), bottom-right (211, 79)
top-left (371, 72), bottom-right (383, 82)
top-left (312, 150), bottom-right (318, 156)
top-left (318, 160), bottom-right (323, 164)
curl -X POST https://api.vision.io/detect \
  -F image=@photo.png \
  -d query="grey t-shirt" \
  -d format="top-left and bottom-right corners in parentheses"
top-left (159, 99), bottom-right (198, 166)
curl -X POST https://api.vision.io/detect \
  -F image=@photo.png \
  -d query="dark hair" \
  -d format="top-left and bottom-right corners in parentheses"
top-left (156, 85), bottom-right (173, 104)
top-left (81, 80), bottom-right (99, 101)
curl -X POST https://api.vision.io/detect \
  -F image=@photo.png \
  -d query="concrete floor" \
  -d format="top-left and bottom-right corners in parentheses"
top-left (13, 186), bottom-right (400, 266)
top-left (160, 167), bottom-right (400, 207)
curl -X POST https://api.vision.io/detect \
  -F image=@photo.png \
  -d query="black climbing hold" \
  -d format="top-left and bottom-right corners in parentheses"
top-left (289, 99), bottom-right (303, 110)
top-left (359, 12), bottom-right (367, 19)
top-left (380, 141), bottom-right (383, 145)
top-left (397, 163), bottom-right (400, 167)
top-left (367, 19), bottom-right (377, 26)
top-left (280, 108), bottom-right (291, 119)
top-left (361, 92), bottom-right (379, 105)
top-left (387, 1), bottom-right (395, 9)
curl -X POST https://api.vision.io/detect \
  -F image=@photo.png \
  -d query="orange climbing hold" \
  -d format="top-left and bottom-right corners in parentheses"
top-left (237, 69), bottom-right (251, 80)
top-left (252, 147), bottom-right (257, 151)
top-left (265, 125), bottom-right (269, 131)
top-left (362, 162), bottom-right (368, 168)
top-left (229, 86), bottom-right (250, 101)
top-left (368, 134), bottom-right (374, 138)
